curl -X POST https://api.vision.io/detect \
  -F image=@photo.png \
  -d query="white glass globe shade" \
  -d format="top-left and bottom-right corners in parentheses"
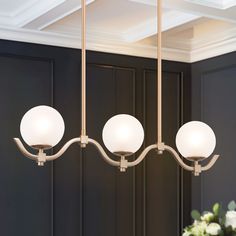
top-left (102, 114), bottom-right (144, 155)
top-left (20, 105), bottom-right (65, 148)
top-left (176, 121), bottom-right (216, 159)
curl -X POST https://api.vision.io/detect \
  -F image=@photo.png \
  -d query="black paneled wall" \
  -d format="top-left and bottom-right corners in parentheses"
top-left (191, 52), bottom-right (236, 211)
top-left (0, 39), bottom-right (191, 236)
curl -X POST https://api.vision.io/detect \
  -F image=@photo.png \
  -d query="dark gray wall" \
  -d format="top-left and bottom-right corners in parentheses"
top-left (0, 39), bottom-right (191, 236)
top-left (191, 51), bottom-right (236, 212)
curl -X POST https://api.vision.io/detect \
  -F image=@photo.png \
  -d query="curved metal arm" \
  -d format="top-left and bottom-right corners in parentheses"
top-left (14, 137), bottom-right (219, 174)
top-left (201, 155), bottom-right (219, 172)
top-left (163, 144), bottom-right (219, 175)
top-left (13, 137), bottom-right (120, 167)
top-left (127, 144), bottom-right (158, 167)
top-left (88, 138), bottom-right (120, 167)
top-left (46, 138), bottom-right (81, 161)
top-left (13, 137), bottom-right (82, 162)
top-left (163, 144), bottom-right (194, 172)
top-left (14, 138), bottom-right (39, 161)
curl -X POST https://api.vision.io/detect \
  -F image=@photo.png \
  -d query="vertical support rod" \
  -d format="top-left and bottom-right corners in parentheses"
top-left (157, 0), bottom-right (162, 144)
top-left (81, 0), bottom-right (87, 136)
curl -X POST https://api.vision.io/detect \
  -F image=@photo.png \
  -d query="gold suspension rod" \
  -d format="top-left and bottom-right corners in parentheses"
top-left (157, 0), bottom-right (162, 144)
top-left (81, 0), bottom-right (87, 137)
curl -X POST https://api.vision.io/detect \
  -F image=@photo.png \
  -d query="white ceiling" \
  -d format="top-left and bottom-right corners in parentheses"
top-left (0, 0), bottom-right (235, 62)
top-left (185, 0), bottom-right (236, 9)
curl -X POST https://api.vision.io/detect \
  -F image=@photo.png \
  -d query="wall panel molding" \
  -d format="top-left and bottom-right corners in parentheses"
top-left (0, 52), bottom-right (54, 236)
top-left (191, 52), bottom-right (236, 212)
top-left (142, 69), bottom-right (187, 236)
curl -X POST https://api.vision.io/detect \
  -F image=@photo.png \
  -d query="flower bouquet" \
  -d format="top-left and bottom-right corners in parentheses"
top-left (183, 201), bottom-right (236, 236)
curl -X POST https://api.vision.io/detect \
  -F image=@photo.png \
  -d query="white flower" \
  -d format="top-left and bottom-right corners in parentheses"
top-left (201, 212), bottom-right (214, 222)
top-left (192, 221), bottom-right (207, 235)
top-left (182, 230), bottom-right (191, 236)
top-left (206, 223), bottom-right (221, 235)
top-left (225, 211), bottom-right (236, 229)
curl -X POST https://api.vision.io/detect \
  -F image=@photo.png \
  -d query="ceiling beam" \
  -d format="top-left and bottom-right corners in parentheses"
top-left (24, 0), bottom-right (95, 30)
top-left (123, 10), bottom-right (200, 42)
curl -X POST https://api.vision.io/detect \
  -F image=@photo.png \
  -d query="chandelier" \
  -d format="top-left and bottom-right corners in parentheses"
top-left (14, 0), bottom-right (219, 176)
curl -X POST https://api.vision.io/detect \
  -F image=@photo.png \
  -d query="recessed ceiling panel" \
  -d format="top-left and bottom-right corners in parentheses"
top-left (0, 0), bottom-right (38, 16)
top-left (0, 0), bottom-right (65, 27)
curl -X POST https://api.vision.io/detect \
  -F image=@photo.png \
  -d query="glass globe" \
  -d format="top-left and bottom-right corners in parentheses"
top-left (102, 114), bottom-right (144, 155)
top-left (176, 121), bottom-right (216, 160)
top-left (20, 105), bottom-right (65, 148)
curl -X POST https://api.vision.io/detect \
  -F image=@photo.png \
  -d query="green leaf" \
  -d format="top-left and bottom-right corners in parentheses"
top-left (213, 203), bottom-right (221, 215)
top-left (220, 215), bottom-right (226, 225)
top-left (219, 209), bottom-right (226, 218)
top-left (228, 201), bottom-right (236, 211)
top-left (219, 230), bottom-right (224, 236)
top-left (191, 210), bottom-right (201, 220)
top-left (225, 225), bottom-right (233, 234)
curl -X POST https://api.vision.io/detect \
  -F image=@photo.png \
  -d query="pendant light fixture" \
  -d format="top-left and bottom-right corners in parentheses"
top-left (14, 0), bottom-right (219, 176)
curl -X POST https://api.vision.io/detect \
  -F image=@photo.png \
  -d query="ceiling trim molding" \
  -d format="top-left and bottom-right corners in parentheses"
top-left (190, 34), bottom-right (236, 62)
top-left (0, 25), bottom-right (190, 62)
top-left (0, 24), bottom-right (235, 63)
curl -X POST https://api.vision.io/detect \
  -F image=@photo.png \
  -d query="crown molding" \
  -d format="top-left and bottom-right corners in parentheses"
top-left (0, 25), bottom-right (235, 63)
top-left (0, 25), bottom-right (190, 62)
top-left (190, 34), bottom-right (236, 62)
top-left (189, 27), bottom-right (236, 62)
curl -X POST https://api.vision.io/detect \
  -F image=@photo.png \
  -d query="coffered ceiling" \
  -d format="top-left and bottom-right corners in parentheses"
top-left (0, 0), bottom-right (235, 62)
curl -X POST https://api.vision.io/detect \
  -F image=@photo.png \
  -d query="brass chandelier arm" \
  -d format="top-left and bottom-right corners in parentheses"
top-left (13, 137), bottom-right (81, 162)
top-left (82, 139), bottom-right (218, 175)
top-left (125, 143), bottom-right (195, 172)
top-left (88, 138), bottom-right (120, 167)
top-left (124, 142), bottom-right (219, 175)
top-left (46, 138), bottom-right (81, 161)
top-left (14, 138), bottom-right (39, 161)
top-left (163, 144), bottom-right (219, 175)
top-left (14, 137), bottom-right (219, 175)
top-left (163, 144), bottom-right (194, 172)
top-left (13, 137), bottom-right (120, 167)
top-left (201, 155), bottom-right (219, 171)
top-left (127, 144), bottom-right (158, 167)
